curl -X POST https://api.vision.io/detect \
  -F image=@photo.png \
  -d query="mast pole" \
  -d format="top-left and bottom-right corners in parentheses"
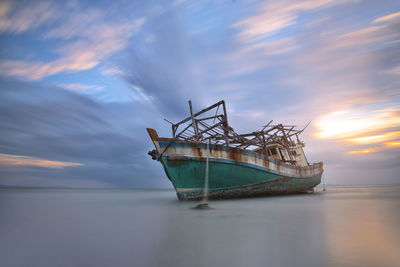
top-left (222, 100), bottom-right (229, 146)
top-left (189, 100), bottom-right (200, 140)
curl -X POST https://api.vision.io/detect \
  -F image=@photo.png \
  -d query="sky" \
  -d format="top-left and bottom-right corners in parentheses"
top-left (0, 0), bottom-right (399, 188)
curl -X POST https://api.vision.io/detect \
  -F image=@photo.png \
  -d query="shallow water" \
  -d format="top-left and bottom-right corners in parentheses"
top-left (0, 186), bottom-right (399, 267)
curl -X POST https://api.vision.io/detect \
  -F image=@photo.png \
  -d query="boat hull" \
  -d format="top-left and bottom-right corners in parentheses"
top-left (147, 128), bottom-right (323, 200)
top-left (161, 156), bottom-right (322, 200)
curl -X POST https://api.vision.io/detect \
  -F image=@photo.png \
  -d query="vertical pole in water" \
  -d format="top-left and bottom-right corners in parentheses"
top-left (193, 140), bottom-right (213, 209)
top-left (189, 100), bottom-right (200, 140)
top-left (222, 100), bottom-right (229, 146)
top-left (202, 141), bottom-right (210, 203)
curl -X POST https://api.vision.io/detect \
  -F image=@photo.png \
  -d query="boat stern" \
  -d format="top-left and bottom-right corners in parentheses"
top-left (147, 128), bottom-right (162, 160)
top-left (147, 128), bottom-right (159, 142)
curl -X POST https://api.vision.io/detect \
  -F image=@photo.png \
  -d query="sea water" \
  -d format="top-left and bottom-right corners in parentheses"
top-left (0, 186), bottom-right (399, 267)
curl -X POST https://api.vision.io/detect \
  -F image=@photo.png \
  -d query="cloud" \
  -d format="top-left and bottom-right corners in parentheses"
top-left (220, 36), bottom-right (298, 78)
top-left (332, 21), bottom-right (400, 50)
top-left (226, 1), bottom-right (400, 181)
top-left (0, 78), bottom-right (171, 188)
top-left (312, 106), bottom-right (400, 157)
top-left (0, 2), bottom-right (146, 80)
top-left (347, 148), bottom-right (378, 154)
top-left (0, 1), bottom-right (59, 34)
top-left (0, 0), bottom-right (11, 19)
top-left (345, 131), bottom-right (400, 145)
top-left (101, 66), bottom-right (124, 76)
top-left (381, 65), bottom-right (400, 76)
top-left (0, 153), bottom-right (83, 168)
top-left (278, 6), bottom-right (400, 115)
top-left (58, 83), bottom-right (103, 91)
top-left (314, 108), bottom-right (400, 139)
top-left (384, 141), bottom-right (400, 147)
top-left (373, 11), bottom-right (400, 23)
top-left (120, 9), bottom-right (207, 117)
top-left (233, 0), bottom-right (339, 43)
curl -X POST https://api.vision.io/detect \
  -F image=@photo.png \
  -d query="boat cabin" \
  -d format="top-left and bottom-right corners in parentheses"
top-left (253, 143), bottom-right (309, 167)
top-left (163, 100), bottom-right (311, 167)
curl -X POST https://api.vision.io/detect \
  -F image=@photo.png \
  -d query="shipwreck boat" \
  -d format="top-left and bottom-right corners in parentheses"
top-left (147, 100), bottom-right (323, 200)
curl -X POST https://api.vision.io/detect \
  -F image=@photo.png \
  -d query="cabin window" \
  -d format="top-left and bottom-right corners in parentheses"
top-left (279, 149), bottom-right (286, 160)
top-left (270, 148), bottom-right (277, 155)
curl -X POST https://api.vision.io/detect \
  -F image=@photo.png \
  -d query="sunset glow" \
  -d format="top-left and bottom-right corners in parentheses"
top-left (314, 107), bottom-right (400, 156)
top-left (384, 141), bottom-right (400, 147)
top-left (0, 153), bottom-right (83, 169)
top-left (347, 149), bottom-right (378, 154)
top-left (314, 109), bottom-right (400, 139)
top-left (345, 131), bottom-right (400, 145)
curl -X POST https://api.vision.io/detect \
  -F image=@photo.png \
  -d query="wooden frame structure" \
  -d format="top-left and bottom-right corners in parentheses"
top-left (165, 100), bottom-right (309, 164)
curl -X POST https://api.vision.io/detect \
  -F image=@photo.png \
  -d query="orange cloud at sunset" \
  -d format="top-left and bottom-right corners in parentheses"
top-left (347, 148), bottom-right (378, 155)
top-left (314, 108), bottom-right (400, 139)
top-left (0, 153), bottom-right (83, 169)
top-left (373, 11), bottom-right (400, 23)
top-left (384, 141), bottom-right (400, 147)
top-left (314, 106), bottom-right (400, 155)
top-left (345, 131), bottom-right (400, 145)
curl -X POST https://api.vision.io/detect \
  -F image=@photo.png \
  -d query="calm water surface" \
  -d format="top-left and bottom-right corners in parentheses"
top-left (0, 186), bottom-right (399, 267)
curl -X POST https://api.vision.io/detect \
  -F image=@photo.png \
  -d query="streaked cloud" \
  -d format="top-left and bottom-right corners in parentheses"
top-left (314, 107), bottom-right (400, 155)
top-left (382, 65), bottom-right (400, 76)
top-left (58, 83), bottom-right (103, 91)
top-left (345, 131), bottom-right (400, 145)
top-left (0, 153), bottom-right (83, 168)
top-left (233, 0), bottom-right (340, 43)
top-left (317, 9), bottom-right (400, 56)
top-left (384, 141), bottom-right (400, 147)
top-left (314, 108), bottom-right (400, 139)
top-left (0, 1), bottom-right (59, 34)
top-left (347, 148), bottom-right (378, 155)
top-left (0, 78), bottom-right (168, 188)
top-left (373, 11), bottom-right (400, 23)
top-left (0, 1), bottom-right (146, 80)
top-left (281, 4), bottom-right (400, 160)
top-left (220, 36), bottom-right (298, 78)
top-left (101, 66), bottom-right (124, 76)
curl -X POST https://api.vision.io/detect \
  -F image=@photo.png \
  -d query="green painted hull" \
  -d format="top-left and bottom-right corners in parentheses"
top-left (161, 156), bottom-right (322, 200)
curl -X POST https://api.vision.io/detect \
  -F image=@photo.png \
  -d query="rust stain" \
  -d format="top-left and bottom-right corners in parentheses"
top-left (177, 177), bottom-right (319, 200)
top-left (229, 148), bottom-right (243, 162)
top-left (196, 147), bottom-right (203, 158)
top-left (209, 148), bottom-right (214, 158)
top-left (263, 157), bottom-right (270, 168)
top-left (229, 149), bottom-right (237, 161)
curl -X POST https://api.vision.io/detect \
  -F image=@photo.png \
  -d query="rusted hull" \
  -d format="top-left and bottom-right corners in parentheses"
top-left (161, 155), bottom-right (322, 200)
top-left (176, 177), bottom-right (321, 200)
top-left (147, 128), bottom-right (324, 200)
